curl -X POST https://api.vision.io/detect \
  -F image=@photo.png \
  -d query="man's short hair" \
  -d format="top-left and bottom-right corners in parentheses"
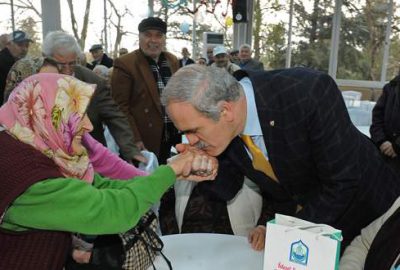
top-left (138, 17), bottom-right (167, 34)
top-left (239, 44), bottom-right (252, 51)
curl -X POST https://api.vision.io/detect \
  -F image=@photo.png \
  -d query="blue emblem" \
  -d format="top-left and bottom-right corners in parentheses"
top-left (289, 240), bottom-right (309, 266)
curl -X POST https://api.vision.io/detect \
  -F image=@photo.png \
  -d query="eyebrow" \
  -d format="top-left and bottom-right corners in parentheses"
top-left (180, 128), bottom-right (196, 134)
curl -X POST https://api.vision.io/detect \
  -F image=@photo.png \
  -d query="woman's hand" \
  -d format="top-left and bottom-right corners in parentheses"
top-left (248, 225), bottom-right (266, 251)
top-left (168, 145), bottom-right (218, 181)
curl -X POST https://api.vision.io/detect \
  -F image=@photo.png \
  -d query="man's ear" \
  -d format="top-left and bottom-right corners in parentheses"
top-left (219, 101), bottom-right (234, 122)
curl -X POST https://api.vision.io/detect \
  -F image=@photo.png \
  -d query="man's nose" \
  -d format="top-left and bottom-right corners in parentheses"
top-left (186, 134), bottom-right (199, 145)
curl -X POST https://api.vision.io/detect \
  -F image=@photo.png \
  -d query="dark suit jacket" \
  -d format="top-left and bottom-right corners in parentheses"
top-left (73, 65), bottom-right (140, 161)
top-left (370, 75), bottom-right (400, 149)
top-left (240, 58), bottom-right (264, 71)
top-left (202, 67), bottom-right (400, 245)
top-left (111, 49), bottom-right (179, 155)
top-left (179, 57), bottom-right (195, 68)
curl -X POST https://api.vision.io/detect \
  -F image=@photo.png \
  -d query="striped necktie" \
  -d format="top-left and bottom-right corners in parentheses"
top-left (241, 135), bottom-right (278, 182)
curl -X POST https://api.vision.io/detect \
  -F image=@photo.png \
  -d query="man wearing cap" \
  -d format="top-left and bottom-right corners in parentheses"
top-left (111, 17), bottom-right (180, 164)
top-left (211, 45), bottom-right (240, 75)
top-left (88, 44), bottom-right (113, 70)
top-left (0, 30), bottom-right (32, 104)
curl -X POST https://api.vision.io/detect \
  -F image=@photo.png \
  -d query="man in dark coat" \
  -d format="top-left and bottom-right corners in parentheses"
top-left (161, 65), bottom-right (400, 250)
top-left (239, 43), bottom-right (264, 71)
top-left (87, 44), bottom-right (113, 70)
top-left (370, 75), bottom-right (400, 173)
top-left (0, 30), bottom-right (32, 104)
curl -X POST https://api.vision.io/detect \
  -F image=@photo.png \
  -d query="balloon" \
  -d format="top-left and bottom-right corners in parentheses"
top-left (180, 22), bottom-right (190, 34)
top-left (225, 16), bottom-right (233, 27)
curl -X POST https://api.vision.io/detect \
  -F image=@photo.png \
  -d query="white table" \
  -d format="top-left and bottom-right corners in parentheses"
top-left (150, 233), bottom-right (264, 270)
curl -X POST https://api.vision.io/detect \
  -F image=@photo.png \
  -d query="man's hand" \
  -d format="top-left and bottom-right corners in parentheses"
top-left (380, 141), bottom-right (397, 158)
top-left (248, 225), bottom-right (266, 251)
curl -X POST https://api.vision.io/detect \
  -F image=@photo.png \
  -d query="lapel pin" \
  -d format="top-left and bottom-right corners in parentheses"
top-left (270, 120), bottom-right (275, 127)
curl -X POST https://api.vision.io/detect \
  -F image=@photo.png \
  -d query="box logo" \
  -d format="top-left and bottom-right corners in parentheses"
top-left (289, 240), bottom-right (309, 266)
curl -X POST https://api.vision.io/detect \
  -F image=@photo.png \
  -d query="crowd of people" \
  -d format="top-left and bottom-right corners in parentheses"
top-left (1, 15), bottom-right (400, 270)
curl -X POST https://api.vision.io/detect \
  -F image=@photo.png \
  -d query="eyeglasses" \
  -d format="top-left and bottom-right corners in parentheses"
top-left (49, 58), bottom-right (77, 70)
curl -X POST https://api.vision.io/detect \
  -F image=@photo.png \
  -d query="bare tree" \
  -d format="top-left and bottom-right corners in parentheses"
top-left (0, 0), bottom-right (41, 18)
top-left (66, 0), bottom-right (91, 50)
top-left (106, 0), bottom-right (134, 58)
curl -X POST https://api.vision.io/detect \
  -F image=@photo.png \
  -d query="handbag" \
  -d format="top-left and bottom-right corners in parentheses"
top-left (263, 214), bottom-right (342, 270)
top-left (90, 210), bottom-right (172, 270)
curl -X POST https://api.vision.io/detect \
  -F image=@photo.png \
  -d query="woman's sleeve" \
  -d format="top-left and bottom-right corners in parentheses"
top-left (83, 133), bottom-right (148, 179)
top-left (1, 165), bottom-right (175, 234)
top-left (339, 197), bottom-right (400, 270)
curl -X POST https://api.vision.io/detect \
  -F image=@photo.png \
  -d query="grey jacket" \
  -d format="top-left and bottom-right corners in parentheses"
top-left (73, 65), bottom-right (140, 161)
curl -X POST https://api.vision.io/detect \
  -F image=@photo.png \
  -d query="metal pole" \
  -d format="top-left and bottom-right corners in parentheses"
top-left (328, 0), bottom-right (342, 79)
top-left (285, 0), bottom-right (294, 68)
top-left (10, 0), bottom-right (15, 32)
top-left (40, 0), bottom-right (61, 39)
top-left (380, 0), bottom-right (393, 82)
top-left (192, 0), bottom-right (196, 57)
top-left (104, 0), bottom-right (108, 52)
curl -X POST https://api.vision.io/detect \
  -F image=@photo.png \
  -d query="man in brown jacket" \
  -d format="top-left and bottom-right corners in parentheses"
top-left (111, 17), bottom-right (180, 164)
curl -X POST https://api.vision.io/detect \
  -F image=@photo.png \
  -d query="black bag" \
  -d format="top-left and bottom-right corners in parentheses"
top-left (90, 210), bottom-right (172, 270)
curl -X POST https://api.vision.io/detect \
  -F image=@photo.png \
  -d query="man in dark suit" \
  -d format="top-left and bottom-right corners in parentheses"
top-left (42, 31), bottom-right (145, 164)
top-left (179, 47), bottom-right (195, 68)
top-left (239, 43), bottom-right (264, 71)
top-left (161, 65), bottom-right (400, 250)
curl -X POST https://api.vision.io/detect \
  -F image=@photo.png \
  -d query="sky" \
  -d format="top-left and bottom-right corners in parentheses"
top-left (0, 0), bottom-right (235, 56)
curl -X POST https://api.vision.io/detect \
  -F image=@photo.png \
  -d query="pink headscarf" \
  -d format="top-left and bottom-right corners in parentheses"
top-left (0, 73), bottom-right (96, 183)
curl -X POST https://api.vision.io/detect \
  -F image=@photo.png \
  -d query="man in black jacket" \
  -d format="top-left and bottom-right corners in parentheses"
top-left (161, 65), bottom-right (400, 250)
top-left (87, 44), bottom-right (114, 70)
top-left (0, 30), bottom-right (32, 104)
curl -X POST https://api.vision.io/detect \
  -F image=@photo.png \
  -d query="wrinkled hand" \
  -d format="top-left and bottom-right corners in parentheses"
top-left (72, 249), bottom-right (91, 264)
top-left (380, 141), bottom-right (397, 158)
top-left (133, 153), bottom-right (148, 164)
top-left (248, 225), bottom-right (266, 251)
top-left (168, 146), bottom-right (218, 181)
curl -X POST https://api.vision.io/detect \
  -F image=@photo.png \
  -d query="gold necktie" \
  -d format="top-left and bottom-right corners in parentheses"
top-left (241, 135), bottom-right (278, 182)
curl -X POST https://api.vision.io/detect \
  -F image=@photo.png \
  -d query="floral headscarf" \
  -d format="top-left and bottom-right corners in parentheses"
top-left (0, 73), bottom-right (96, 183)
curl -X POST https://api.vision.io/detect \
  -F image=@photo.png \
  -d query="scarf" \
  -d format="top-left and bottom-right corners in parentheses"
top-left (144, 51), bottom-right (179, 143)
top-left (0, 73), bottom-right (96, 183)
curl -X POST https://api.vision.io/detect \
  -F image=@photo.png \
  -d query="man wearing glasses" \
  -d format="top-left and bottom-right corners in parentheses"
top-left (0, 30), bottom-right (32, 104)
top-left (41, 31), bottom-right (146, 164)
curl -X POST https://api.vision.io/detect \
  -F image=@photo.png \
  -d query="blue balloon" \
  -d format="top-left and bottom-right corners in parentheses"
top-left (180, 22), bottom-right (190, 34)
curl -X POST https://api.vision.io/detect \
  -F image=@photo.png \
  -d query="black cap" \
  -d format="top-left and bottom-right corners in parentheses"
top-left (138, 17), bottom-right (167, 34)
top-left (11, 30), bottom-right (32, 43)
top-left (89, 44), bottom-right (103, 52)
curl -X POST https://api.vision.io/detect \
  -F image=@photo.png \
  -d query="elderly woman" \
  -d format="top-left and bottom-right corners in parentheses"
top-left (0, 73), bottom-right (217, 270)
